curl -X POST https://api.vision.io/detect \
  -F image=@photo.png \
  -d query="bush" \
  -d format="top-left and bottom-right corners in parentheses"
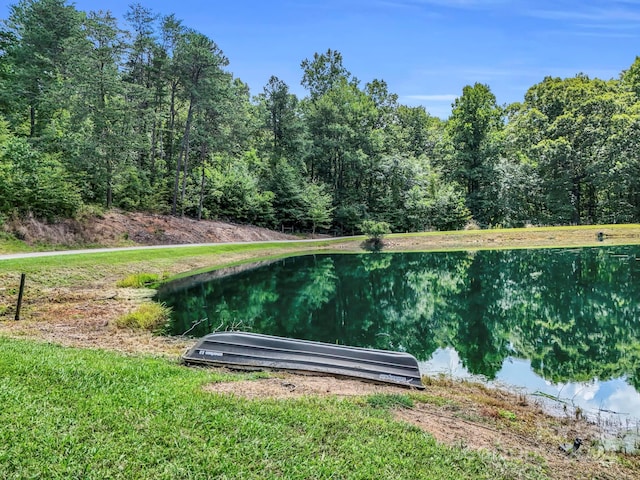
top-left (360, 220), bottom-right (392, 251)
top-left (360, 220), bottom-right (391, 240)
top-left (116, 273), bottom-right (162, 288)
top-left (0, 137), bottom-right (82, 220)
top-left (115, 302), bottom-right (172, 331)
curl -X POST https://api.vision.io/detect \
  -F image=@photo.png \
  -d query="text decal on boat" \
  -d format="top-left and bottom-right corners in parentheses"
top-left (199, 350), bottom-right (223, 357)
top-left (379, 374), bottom-right (410, 384)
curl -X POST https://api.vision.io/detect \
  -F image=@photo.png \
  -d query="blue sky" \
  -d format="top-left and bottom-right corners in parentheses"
top-left (1, 0), bottom-right (640, 118)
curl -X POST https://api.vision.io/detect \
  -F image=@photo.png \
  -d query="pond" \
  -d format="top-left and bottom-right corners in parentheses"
top-left (156, 247), bottom-right (640, 426)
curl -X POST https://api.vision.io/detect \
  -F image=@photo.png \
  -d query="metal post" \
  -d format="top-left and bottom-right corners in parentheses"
top-left (15, 273), bottom-right (25, 321)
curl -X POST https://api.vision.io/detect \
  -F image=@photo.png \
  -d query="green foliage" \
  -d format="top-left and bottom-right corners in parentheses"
top-left (301, 181), bottom-right (334, 234)
top-left (0, 135), bottom-right (82, 220)
top-left (447, 83), bottom-right (503, 226)
top-left (201, 155), bottom-right (276, 226)
top-left (360, 219), bottom-right (391, 240)
top-left (116, 272), bottom-right (162, 288)
top-left (264, 159), bottom-right (307, 228)
top-left (115, 302), bottom-right (172, 331)
top-left (499, 409), bottom-right (518, 421)
top-left (0, 2), bottom-right (640, 231)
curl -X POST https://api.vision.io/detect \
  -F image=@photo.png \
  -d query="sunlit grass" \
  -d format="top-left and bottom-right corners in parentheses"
top-left (116, 272), bottom-right (164, 288)
top-left (388, 224), bottom-right (640, 236)
top-left (0, 240), bottom-right (339, 270)
top-left (0, 337), bottom-right (547, 479)
top-left (0, 232), bottom-right (32, 254)
top-left (115, 302), bottom-right (172, 331)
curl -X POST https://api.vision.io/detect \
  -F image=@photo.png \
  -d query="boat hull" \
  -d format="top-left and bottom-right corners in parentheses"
top-left (183, 331), bottom-right (424, 389)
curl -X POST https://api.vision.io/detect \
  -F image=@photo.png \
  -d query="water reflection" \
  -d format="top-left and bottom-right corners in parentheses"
top-left (156, 247), bottom-right (640, 419)
top-left (425, 347), bottom-right (640, 425)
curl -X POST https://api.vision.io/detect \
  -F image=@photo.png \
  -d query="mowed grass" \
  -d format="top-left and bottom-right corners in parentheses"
top-left (0, 242), bottom-right (339, 290)
top-left (0, 338), bottom-right (546, 480)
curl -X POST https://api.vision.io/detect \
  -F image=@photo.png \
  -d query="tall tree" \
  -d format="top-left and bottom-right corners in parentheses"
top-left (171, 30), bottom-right (228, 216)
top-left (0, 0), bottom-right (82, 137)
top-left (517, 75), bottom-right (628, 224)
top-left (448, 83), bottom-right (503, 226)
top-left (300, 48), bottom-right (352, 99)
top-left (258, 75), bottom-right (304, 162)
top-left (62, 10), bottom-right (131, 208)
top-left (122, 3), bottom-right (159, 174)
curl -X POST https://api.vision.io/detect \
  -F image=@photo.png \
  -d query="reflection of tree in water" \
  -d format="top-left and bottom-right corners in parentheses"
top-left (254, 255), bottom-right (338, 339)
top-left (157, 247), bottom-right (640, 388)
top-left (453, 252), bottom-right (511, 379)
top-left (506, 248), bottom-right (640, 384)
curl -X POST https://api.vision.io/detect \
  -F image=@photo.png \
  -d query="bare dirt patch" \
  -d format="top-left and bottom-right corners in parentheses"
top-left (396, 379), bottom-right (635, 480)
top-left (203, 372), bottom-right (637, 479)
top-left (204, 372), bottom-right (413, 399)
top-left (4, 210), bottom-right (297, 248)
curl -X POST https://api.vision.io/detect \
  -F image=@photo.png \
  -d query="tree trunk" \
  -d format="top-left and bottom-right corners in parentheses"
top-left (30, 105), bottom-right (36, 137)
top-left (197, 142), bottom-right (208, 221)
top-left (106, 157), bottom-right (113, 208)
top-left (172, 97), bottom-right (194, 215)
top-left (150, 114), bottom-right (158, 185)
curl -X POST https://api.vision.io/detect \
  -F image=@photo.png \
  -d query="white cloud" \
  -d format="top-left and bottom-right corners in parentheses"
top-left (526, 3), bottom-right (640, 23)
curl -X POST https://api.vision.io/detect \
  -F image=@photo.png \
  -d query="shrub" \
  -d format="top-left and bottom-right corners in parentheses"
top-left (360, 220), bottom-right (391, 240)
top-left (115, 302), bottom-right (172, 332)
top-left (117, 273), bottom-right (162, 288)
top-left (360, 220), bottom-right (391, 251)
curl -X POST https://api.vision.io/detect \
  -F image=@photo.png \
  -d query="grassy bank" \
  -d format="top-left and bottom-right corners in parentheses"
top-left (0, 337), bottom-right (544, 479)
top-left (2, 225), bottom-right (640, 478)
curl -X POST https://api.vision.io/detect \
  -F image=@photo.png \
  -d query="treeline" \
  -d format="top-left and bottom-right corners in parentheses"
top-left (2, 0), bottom-right (640, 234)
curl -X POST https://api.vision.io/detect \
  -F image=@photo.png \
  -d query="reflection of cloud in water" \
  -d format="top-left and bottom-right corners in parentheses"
top-left (420, 347), bottom-right (474, 379)
top-left (601, 382), bottom-right (640, 417)
top-left (422, 349), bottom-right (640, 422)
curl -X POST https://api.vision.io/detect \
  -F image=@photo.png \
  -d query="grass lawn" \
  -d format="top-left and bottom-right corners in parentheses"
top-left (0, 338), bottom-right (545, 479)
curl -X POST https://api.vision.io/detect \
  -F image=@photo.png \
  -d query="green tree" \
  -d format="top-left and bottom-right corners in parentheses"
top-left (171, 30), bottom-right (229, 216)
top-left (64, 10), bottom-right (131, 208)
top-left (258, 76), bottom-right (305, 162)
top-left (0, 0), bottom-right (83, 137)
top-left (300, 48), bottom-right (351, 100)
top-left (0, 134), bottom-right (81, 219)
top-left (263, 158), bottom-right (306, 230)
top-left (515, 75), bottom-right (631, 224)
top-left (395, 105), bottom-right (445, 160)
top-left (200, 153), bottom-right (274, 226)
top-left (301, 181), bottom-right (333, 236)
top-left (301, 52), bottom-right (378, 232)
top-left (360, 219), bottom-right (391, 240)
top-left (448, 83), bottom-right (503, 226)
top-left (122, 3), bottom-right (166, 187)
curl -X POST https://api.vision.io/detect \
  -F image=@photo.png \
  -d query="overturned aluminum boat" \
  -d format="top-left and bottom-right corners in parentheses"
top-left (183, 331), bottom-right (424, 389)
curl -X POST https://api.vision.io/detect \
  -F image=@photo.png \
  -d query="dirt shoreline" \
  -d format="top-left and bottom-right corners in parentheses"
top-left (2, 214), bottom-right (640, 478)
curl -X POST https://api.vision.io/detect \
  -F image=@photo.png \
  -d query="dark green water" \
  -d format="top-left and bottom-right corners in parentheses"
top-left (156, 247), bottom-right (640, 420)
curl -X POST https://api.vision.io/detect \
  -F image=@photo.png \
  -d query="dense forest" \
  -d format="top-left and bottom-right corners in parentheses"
top-left (2, 0), bottom-right (640, 234)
